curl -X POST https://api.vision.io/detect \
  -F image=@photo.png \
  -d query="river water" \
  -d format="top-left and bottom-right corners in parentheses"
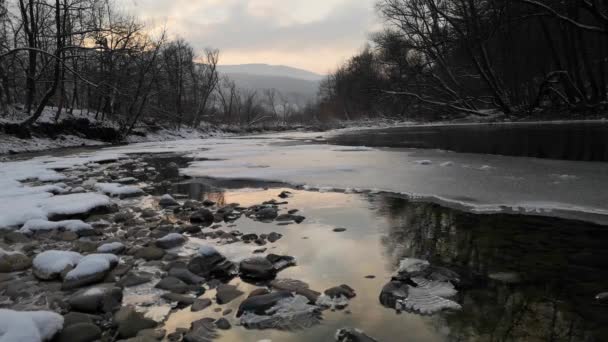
top-left (107, 125), bottom-right (608, 342)
top-left (4, 124), bottom-right (608, 341)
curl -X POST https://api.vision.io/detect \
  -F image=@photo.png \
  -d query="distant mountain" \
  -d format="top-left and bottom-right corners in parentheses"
top-left (217, 64), bottom-right (325, 82)
top-left (217, 64), bottom-right (325, 107)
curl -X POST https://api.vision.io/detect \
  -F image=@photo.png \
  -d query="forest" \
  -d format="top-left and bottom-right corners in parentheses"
top-left (0, 0), bottom-right (309, 137)
top-left (2, 0), bottom-right (608, 138)
top-left (318, 0), bottom-right (608, 121)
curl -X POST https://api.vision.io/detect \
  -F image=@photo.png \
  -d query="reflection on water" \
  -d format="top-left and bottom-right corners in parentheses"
top-left (154, 182), bottom-right (608, 341)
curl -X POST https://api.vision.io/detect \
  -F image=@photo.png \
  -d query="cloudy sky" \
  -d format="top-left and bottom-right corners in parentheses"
top-left (123, 0), bottom-right (378, 75)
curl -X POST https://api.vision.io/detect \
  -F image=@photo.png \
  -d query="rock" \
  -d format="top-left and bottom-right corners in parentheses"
top-left (335, 328), bottom-right (378, 342)
top-left (187, 247), bottom-right (236, 280)
top-left (0, 250), bottom-right (31, 273)
top-left (184, 318), bottom-right (217, 342)
top-left (236, 291), bottom-right (293, 317)
top-left (267, 232), bottom-right (282, 243)
top-left (266, 254), bottom-right (296, 271)
top-left (190, 209), bottom-right (214, 226)
top-left (159, 194), bottom-right (180, 207)
top-left (137, 328), bottom-right (166, 340)
top-left (364, 275), bottom-right (375, 279)
top-left (73, 240), bottom-right (98, 253)
top-left (115, 307), bottom-right (158, 338)
top-left (118, 272), bottom-right (153, 287)
top-left (168, 266), bottom-right (205, 285)
top-left (58, 231), bottom-right (79, 241)
top-left (202, 199), bottom-right (215, 207)
top-left (214, 318), bottom-right (231, 330)
top-left (324, 284), bottom-right (356, 299)
top-left (596, 292), bottom-right (608, 302)
top-left (3, 231), bottom-right (30, 244)
top-left (161, 292), bottom-right (196, 306)
top-left (215, 284), bottom-right (243, 304)
top-left (114, 212), bottom-right (135, 223)
top-left (141, 209), bottom-right (158, 218)
top-left (248, 288), bottom-right (270, 298)
top-left (179, 225), bottom-right (202, 234)
top-left (32, 250), bottom-right (82, 280)
top-left (222, 309), bottom-right (232, 316)
top-left (239, 257), bottom-right (277, 281)
top-left (135, 247), bottom-right (166, 261)
top-left (56, 322), bottom-right (101, 342)
top-left (278, 191), bottom-right (292, 199)
top-left (62, 254), bottom-right (119, 290)
top-left (270, 279), bottom-right (320, 303)
top-left (241, 233), bottom-right (258, 242)
top-left (155, 276), bottom-right (190, 294)
top-left (68, 284), bottom-right (123, 313)
top-left (155, 233), bottom-right (186, 249)
top-left (255, 207), bottom-right (278, 221)
top-left (191, 298), bottom-right (212, 312)
top-left (63, 312), bottom-right (95, 327)
top-left (97, 242), bottom-right (126, 254)
top-left (333, 228), bottom-right (347, 233)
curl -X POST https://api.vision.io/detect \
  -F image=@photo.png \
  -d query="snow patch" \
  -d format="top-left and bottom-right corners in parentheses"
top-left (94, 183), bottom-right (143, 198)
top-left (0, 309), bottom-right (64, 342)
top-left (64, 253), bottom-right (118, 280)
top-left (20, 219), bottom-right (93, 235)
top-left (33, 250), bottom-right (83, 276)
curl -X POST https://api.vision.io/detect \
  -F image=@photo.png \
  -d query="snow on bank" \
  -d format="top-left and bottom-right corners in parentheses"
top-left (0, 153), bottom-right (121, 228)
top-left (0, 309), bottom-right (63, 342)
top-left (94, 183), bottom-right (143, 198)
top-left (20, 219), bottom-right (93, 235)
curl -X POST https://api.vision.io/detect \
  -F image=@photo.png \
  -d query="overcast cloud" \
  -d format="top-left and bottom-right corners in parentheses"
top-left (123, 0), bottom-right (378, 74)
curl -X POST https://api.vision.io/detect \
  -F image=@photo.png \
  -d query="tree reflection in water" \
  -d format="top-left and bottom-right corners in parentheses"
top-left (372, 195), bottom-right (608, 342)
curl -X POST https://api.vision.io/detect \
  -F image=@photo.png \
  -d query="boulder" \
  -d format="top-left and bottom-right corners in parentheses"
top-left (159, 194), bottom-right (179, 208)
top-left (68, 284), bottom-right (123, 313)
top-left (236, 291), bottom-right (293, 317)
top-left (155, 276), bottom-right (191, 294)
top-left (56, 323), bottom-right (101, 342)
top-left (114, 307), bottom-right (158, 338)
top-left (155, 233), bottom-right (186, 249)
top-left (190, 209), bottom-right (214, 226)
top-left (0, 250), bottom-right (31, 273)
top-left (239, 257), bottom-right (277, 281)
top-left (187, 246), bottom-right (235, 280)
top-left (168, 266), bottom-right (205, 285)
top-left (215, 284), bottom-right (243, 304)
top-left (191, 298), bottom-right (212, 312)
top-left (134, 247), bottom-right (165, 261)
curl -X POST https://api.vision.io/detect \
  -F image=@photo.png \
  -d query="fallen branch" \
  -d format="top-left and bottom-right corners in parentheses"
top-left (382, 90), bottom-right (494, 116)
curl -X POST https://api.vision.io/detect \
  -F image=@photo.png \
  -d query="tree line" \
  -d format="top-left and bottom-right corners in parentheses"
top-left (317, 0), bottom-right (608, 121)
top-left (0, 0), bottom-right (311, 138)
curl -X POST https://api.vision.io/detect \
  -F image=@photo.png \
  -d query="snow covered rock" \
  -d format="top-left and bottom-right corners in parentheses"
top-left (62, 253), bottom-right (119, 290)
top-left (239, 294), bottom-right (321, 330)
top-left (0, 309), bottom-right (63, 342)
top-left (379, 258), bottom-right (461, 315)
top-left (94, 183), bottom-right (143, 199)
top-left (20, 219), bottom-right (94, 236)
top-left (158, 194), bottom-right (179, 207)
top-left (96, 242), bottom-right (126, 254)
top-left (0, 248), bottom-right (31, 273)
top-left (155, 233), bottom-right (186, 249)
top-left (32, 250), bottom-right (83, 280)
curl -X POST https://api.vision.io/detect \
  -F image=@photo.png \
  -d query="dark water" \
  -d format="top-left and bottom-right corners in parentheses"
top-left (330, 122), bottom-right (608, 161)
top-left (143, 152), bottom-right (608, 342)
